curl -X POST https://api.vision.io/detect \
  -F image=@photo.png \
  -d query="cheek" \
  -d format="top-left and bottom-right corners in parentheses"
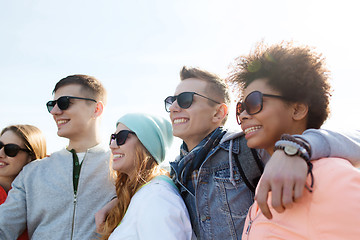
top-left (9, 158), bottom-right (28, 175)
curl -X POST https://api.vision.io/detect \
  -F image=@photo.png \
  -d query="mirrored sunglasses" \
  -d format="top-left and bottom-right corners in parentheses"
top-left (164, 91), bottom-right (221, 112)
top-left (46, 96), bottom-right (97, 113)
top-left (236, 91), bottom-right (287, 125)
top-left (109, 130), bottom-right (136, 146)
top-left (0, 141), bottom-right (31, 158)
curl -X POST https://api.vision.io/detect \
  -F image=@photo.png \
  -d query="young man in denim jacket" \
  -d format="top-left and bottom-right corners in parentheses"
top-left (165, 66), bottom-right (360, 240)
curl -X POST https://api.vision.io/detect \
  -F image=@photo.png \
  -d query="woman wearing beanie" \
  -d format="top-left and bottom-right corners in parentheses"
top-left (98, 113), bottom-right (193, 240)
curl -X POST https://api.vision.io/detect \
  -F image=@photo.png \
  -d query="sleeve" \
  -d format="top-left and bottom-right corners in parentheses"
top-left (295, 129), bottom-right (360, 166)
top-left (310, 158), bottom-right (360, 239)
top-left (137, 185), bottom-right (192, 240)
top-left (0, 170), bottom-right (28, 239)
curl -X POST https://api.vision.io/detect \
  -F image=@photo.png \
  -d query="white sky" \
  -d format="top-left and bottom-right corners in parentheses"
top-left (1, 0), bottom-right (359, 161)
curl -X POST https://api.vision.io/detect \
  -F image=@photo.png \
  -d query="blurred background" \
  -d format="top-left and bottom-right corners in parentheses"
top-left (1, 0), bottom-right (359, 162)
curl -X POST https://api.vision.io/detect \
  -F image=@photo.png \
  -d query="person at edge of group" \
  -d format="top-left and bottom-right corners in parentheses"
top-left (97, 113), bottom-right (193, 240)
top-left (0, 124), bottom-right (47, 240)
top-left (227, 41), bottom-right (360, 239)
top-left (164, 66), bottom-right (360, 239)
top-left (0, 75), bottom-right (116, 239)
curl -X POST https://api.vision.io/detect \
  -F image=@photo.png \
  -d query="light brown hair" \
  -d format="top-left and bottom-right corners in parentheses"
top-left (1, 124), bottom-right (47, 160)
top-left (53, 74), bottom-right (107, 105)
top-left (98, 140), bottom-right (168, 239)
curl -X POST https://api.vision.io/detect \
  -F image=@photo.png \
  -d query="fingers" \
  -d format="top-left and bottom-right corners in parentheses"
top-left (270, 179), bottom-right (286, 214)
top-left (256, 151), bottom-right (309, 220)
top-left (255, 180), bottom-right (272, 219)
top-left (293, 175), bottom-right (306, 201)
top-left (279, 180), bottom-right (294, 210)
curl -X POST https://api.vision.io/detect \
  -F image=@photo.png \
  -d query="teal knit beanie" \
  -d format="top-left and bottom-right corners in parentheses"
top-left (116, 113), bottom-right (173, 164)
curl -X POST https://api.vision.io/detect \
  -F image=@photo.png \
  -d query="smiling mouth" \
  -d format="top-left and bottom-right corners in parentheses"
top-left (113, 154), bottom-right (124, 159)
top-left (244, 126), bottom-right (262, 135)
top-left (57, 120), bottom-right (69, 125)
top-left (173, 118), bottom-right (188, 124)
top-left (0, 162), bottom-right (7, 166)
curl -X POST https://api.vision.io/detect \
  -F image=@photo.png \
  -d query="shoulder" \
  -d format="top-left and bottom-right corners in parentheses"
top-left (312, 157), bottom-right (360, 184)
top-left (310, 157), bottom-right (360, 206)
top-left (23, 149), bottom-right (68, 168)
top-left (135, 177), bottom-right (183, 209)
top-left (221, 129), bottom-right (244, 143)
top-left (309, 158), bottom-right (360, 237)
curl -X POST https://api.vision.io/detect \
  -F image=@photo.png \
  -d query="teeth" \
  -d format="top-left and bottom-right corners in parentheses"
top-left (0, 162), bottom-right (6, 166)
top-left (57, 120), bottom-right (68, 125)
top-left (173, 118), bottom-right (188, 124)
top-left (245, 126), bottom-right (261, 135)
top-left (113, 154), bottom-right (124, 158)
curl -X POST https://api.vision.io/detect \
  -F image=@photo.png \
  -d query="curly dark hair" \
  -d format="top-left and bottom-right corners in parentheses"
top-left (227, 41), bottom-right (332, 129)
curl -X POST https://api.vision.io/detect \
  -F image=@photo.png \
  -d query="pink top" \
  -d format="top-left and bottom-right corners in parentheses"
top-left (243, 157), bottom-right (360, 240)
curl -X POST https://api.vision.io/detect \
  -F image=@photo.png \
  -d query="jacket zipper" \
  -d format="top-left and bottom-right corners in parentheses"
top-left (70, 193), bottom-right (77, 240)
top-left (244, 205), bottom-right (260, 239)
top-left (70, 151), bottom-right (87, 240)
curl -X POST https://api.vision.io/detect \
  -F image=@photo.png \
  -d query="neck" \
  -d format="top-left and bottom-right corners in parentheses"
top-left (267, 124), bottom-right (307, 156)
top-left (184, 127), bottom-right (220, 151)
top-left (67, 131), bottom-right (101, 153)
top-left (0, 177), bottom-right (13, 193)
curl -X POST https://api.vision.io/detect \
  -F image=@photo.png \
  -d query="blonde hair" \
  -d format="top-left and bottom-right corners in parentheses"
top-left (98, 140), bottom-right (168, 239)
top-left (1, 124), bottom-right (47, 160)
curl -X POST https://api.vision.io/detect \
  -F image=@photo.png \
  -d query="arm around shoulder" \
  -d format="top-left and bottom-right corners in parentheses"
top-left (297, 129), bottom-right (360, 166)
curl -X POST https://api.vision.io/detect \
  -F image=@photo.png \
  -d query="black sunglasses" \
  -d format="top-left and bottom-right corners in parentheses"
top-left (0, 141), bottom-right (31, 158)
top-left (236, 91), bottom-right (287, 125)
top-left (46, 96), bottom-right (97, 113)
top-left (110, 130), bottom-right (136, 146)
top-left (164, 92), bottom-right (221, 112)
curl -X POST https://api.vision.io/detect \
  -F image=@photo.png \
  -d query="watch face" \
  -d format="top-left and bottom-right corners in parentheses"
top-left (284, 145), bottom-right (298, 156)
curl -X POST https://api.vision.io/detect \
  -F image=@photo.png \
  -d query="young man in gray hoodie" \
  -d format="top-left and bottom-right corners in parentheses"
top-left (166, 66), bottom-right (360, 240)
top-left (0, 75), bottom-right (116, 240)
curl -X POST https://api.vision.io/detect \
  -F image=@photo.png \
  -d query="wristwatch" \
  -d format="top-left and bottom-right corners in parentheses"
top-left (274, 140), bottom-right (310, 161)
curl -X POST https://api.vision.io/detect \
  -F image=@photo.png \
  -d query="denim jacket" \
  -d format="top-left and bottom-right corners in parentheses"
top-left (170, 131), bottom-right (263, 240)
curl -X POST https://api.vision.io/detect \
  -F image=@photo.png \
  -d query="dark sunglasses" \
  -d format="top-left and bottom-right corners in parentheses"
top-left (46, 96), bottom-right (97, 113)
top-left (109, 130), bottom-right (136, 146)
top-left (164, 92), bottom-right (221, 112)
top-left (236, 91), bottom-right (287, 125)
top-left (0, 141), bottom-right (31, 158)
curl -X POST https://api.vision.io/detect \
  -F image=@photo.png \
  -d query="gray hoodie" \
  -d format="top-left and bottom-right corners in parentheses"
top-left (0, 144), bottom-right (116, 240)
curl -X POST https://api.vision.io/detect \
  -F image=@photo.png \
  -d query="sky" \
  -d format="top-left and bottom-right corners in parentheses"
top-left (1, 0), bottom-right (359, 161)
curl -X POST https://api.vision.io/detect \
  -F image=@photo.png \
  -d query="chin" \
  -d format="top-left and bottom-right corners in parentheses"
top-left (172, 130), bottom-right (184, 140)
top-left (246, 138), bottom-right (263, 150)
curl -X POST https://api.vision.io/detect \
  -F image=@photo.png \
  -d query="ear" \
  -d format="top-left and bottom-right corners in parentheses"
top-left (292, 102), bottom-right (308, 121)
top-left (93, 101), bottom-right (104, 118)
top-left (212, 103), bottom-right (228, 124)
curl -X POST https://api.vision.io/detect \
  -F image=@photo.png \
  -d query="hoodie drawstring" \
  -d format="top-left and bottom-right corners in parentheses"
top-left (228, 139), bottom-right (236, 186)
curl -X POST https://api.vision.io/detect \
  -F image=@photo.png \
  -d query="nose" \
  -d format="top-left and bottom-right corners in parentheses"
top-left (50, 103), bottom-right (62, 115)
top-left (109, 138), bottom-right (118, 150)
top-left (239, 109), bottom-right (251, 125)
top-left (0, 147), bottom-right (5, 158)
top-left (168, 99), bottom-right (181, 112)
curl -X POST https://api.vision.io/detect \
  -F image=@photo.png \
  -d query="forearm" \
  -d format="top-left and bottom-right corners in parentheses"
top-left (296, 129), bottom-right (360, 166)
